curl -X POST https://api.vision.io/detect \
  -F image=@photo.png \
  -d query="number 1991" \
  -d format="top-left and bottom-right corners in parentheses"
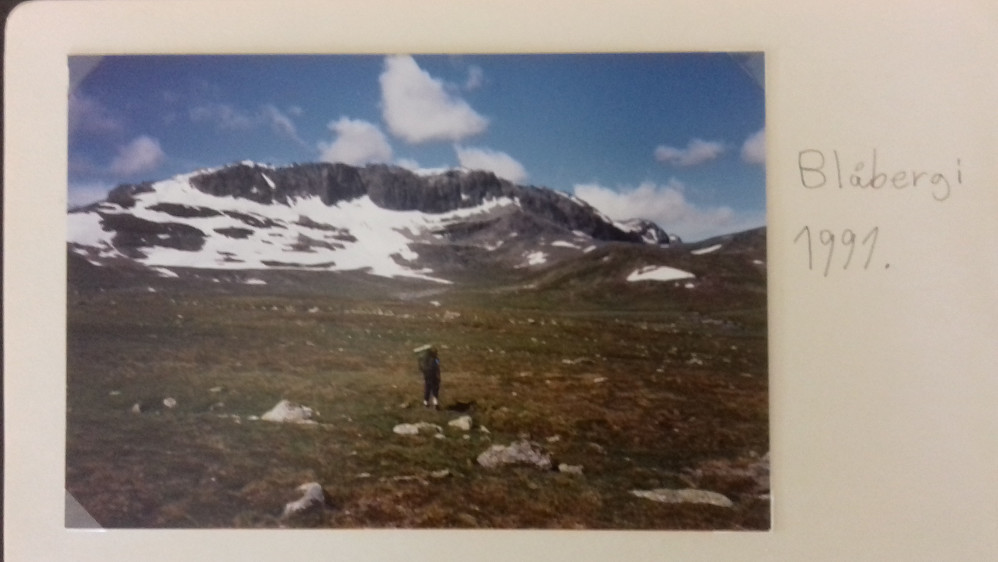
top-left (793, 226), bottom-right (880, 276)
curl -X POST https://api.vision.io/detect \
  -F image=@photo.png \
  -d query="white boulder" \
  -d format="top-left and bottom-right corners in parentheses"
top-left (261, 399), bottom-right (316, 424)
top-left (630, 488), bottom-right (733, 508)
top-left (477, 440), bottom-right (552, 470)
top-left (448, 415), bottom-right (473, 431)
top-left (281, 482), bottom-right (327, 519)
top-left (393, 422), bottom-right (443, 436)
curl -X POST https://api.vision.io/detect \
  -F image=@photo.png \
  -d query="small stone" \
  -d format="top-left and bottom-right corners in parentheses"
top-left (261, 399), bottom-right (316, 424)
top-left (393, 422), bottom-right (443, 436)
top-left (163, 397), bottom-right (177, 409)
top-left (448, 415), bottom-right (473, 431)
top-left (477, 440), bottom-right (552, 470)
top-left (630, 488), bottom-right (733, 508)
top-left (130, 403), bottom-right (142, 414)
top-left (430, 469), bottom-right (451, 479)
top-left (281, 482), bottom-right (327, 519)
top-left (558, 463), bottom-right (584, 475)
top-left (587, 442), bottom-right (606, 454)
top-left (393, 424), bottom-right (419, 436)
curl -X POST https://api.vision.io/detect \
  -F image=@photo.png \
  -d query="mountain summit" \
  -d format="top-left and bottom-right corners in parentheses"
top-left (68, 161), bottom-right (680, 284)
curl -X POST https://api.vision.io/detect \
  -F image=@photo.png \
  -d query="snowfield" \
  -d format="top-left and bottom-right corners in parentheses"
top-left (626, 265), bottom-right (695, 282)
top-left (66, 173), bottom-right (523, 284)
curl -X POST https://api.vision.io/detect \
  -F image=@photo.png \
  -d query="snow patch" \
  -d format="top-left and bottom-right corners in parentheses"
top-left (550, 240), bottom-right (581, 250)
top-left (691, 244), bottom-right (723, 255)
top-left (70, 174), bottom-right (525, 284)
top-left (523, 251), bottom-right (548, 266)
top-left (627, 265), bottom-right (695, 283)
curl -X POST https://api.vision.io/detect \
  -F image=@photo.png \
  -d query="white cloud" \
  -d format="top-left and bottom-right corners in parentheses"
top-left (189, 103), bottom-right (255, 131)
top-left (741, 128), bottom-right (765, 165)
top-left (654, 138), bottom-right (725, 167)
top-left (68, 92), bottom-right (123, 136)
top-left (464, 65), bottom-right (484, 91)
top-left (380, 55), bottom-right (489, 144)
top-left (68, 181), bottom-right (114, 208)
top-left (190, 102), bottom-right (307, 148)
top-left (318, 117), bottom-right (394, 166)
top-left (573, 180), bottom-right (762, 242)
top-left (262, 104), bottom-right (307, 147)
top-left (109, 135), bottom-right (166, 177)
top-left (454, 145), bottom-right (527, 183)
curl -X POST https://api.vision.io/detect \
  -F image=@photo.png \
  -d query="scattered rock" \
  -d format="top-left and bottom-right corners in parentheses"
top-left (109, 390), bottom-right (121, 396)
top-left (209, 386), bottom-right (224, 393)
top-left (281, 482), bottom-right (329, 520)
top-left (261, 399), bottom-right (316, 424)
top-left (393, 422), bottom-right (443, 436)
top-left (680, 452), bottom-right (770, 498)
top-left (546, 435), bottom-right (561, 443)
top-left (390, 475), bottom-right (428, 485)
top-left (592, 377), bottom-right (607, 384)
top-left (558, 463), bottom-right (584, 475)
top-left (477, 440), bottom-right (552, 470)
top-left (630, 488), bottom-right (733, 508)
top-left (448, 415), bottom-right (473, 431)
top-left (163, 397), bottom-right (178, 409)
top-left (130, 403), bottom-right (142, 414)
top-left (430, 469), bottom-right (451, 479)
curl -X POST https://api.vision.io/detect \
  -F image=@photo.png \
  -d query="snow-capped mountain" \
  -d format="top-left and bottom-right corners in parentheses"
top-left (617, 218), bottom-right (682, 246)
top-left (68, 161), bottom-right (678, 284)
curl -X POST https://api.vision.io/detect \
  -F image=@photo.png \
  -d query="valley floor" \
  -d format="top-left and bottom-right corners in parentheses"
top-left (66, 280), bottom-right (769, 529)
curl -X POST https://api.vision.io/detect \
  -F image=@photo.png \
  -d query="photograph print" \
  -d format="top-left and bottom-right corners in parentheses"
top-left (66, 53), bottom-right (769, 529)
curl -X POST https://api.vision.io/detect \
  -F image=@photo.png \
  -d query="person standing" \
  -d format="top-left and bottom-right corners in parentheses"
top-left (417, 345), bottom-right (441, 409)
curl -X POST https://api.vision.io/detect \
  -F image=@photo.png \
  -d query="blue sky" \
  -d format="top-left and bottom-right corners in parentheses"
top-left (68, 53), bottom-right (765, 241)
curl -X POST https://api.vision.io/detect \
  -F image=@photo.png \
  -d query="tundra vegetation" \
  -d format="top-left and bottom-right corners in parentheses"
top-left (66, 232), bottom-right (768, 529)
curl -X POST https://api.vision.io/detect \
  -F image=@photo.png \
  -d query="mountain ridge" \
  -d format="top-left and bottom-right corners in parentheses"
top-left (69, 161), bottom-right (693, 284)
